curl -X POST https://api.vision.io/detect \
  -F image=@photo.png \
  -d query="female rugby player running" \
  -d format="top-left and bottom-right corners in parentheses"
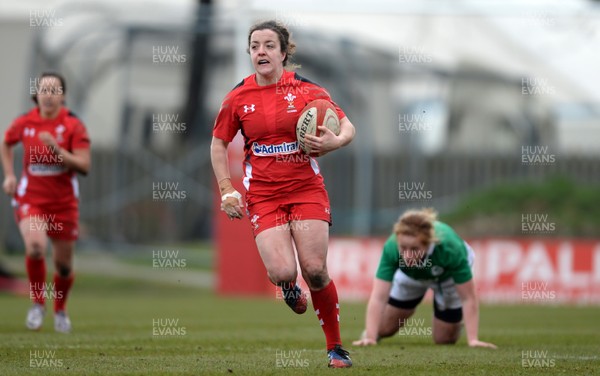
top-left (353, 208), bottom-right (497, 349)
top-left (210, 21), bottom-right (355, 368)
top-left (1, 73), bottom-right (91, 333)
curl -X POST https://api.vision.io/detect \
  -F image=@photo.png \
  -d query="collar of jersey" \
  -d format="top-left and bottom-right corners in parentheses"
top-left (249, 71), bottom-right (293, 88)
top-left (31, 106), bottom-right (67, 124)
top-left (426, 242), bottom-right (435, 256)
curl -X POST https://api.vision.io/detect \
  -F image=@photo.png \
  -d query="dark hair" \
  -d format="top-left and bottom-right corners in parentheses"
top-left (32, 72), bottom-right (66, 104)
top-left (247, 20), bottom-right (296, 67)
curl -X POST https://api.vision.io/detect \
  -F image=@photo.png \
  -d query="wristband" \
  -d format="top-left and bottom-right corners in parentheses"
top-left (221, 191), bottom-right (242, 202)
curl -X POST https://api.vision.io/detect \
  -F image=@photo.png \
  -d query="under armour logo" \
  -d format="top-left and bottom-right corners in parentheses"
top-left (243, 104), bottom-right (256, 113)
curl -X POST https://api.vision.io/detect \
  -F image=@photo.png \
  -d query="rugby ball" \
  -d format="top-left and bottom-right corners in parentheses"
top-left (296, 99), bottom-right (340, 155)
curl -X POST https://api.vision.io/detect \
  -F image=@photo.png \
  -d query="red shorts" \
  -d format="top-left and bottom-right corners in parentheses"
top-left (246, 187), bottom-right (332, 237)
top-left (14, 201), bottom-right (79, 241)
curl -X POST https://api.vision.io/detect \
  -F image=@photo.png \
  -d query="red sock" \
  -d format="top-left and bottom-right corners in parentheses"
top-left (310, 280), bottom-right (342, 351)
top-left (26, 256), bottom-right (46, 306)
top-left (53, 274), bottom-right (74, 313)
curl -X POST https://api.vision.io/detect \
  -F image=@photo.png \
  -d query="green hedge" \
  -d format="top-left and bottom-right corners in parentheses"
top-left (440, 177), bottom-right (600, 237)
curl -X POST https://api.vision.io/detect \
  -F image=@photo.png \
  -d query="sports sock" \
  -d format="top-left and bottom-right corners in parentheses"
top-left (53, 274), bottom-right (74, 313)
top-left (310, 280), bottom-right (342, 351)
top-left (26, 256), bottom-right (46, 306)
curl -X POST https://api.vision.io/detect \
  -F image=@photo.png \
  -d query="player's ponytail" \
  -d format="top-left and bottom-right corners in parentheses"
top-left (393, 208), bottom-right (438, 246)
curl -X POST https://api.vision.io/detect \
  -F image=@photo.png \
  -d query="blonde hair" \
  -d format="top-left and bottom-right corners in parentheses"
top-left (393, 208), bottom-right (438, 246)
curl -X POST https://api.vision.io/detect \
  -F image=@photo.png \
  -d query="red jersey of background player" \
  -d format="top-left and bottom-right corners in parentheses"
top-left (4, 107), bottom-right (90, 207)
top-left (213, 70), bottom-right (345, 205)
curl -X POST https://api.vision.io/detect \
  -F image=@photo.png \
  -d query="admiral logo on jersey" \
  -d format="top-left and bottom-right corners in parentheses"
top-left (28, 164), bottom-right (68, 176)
top-left (252, 141), bottom-right (299, 156)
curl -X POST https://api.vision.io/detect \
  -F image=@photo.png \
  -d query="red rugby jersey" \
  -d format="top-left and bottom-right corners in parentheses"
top-left (4, 107), bottom-right (90, 206)
top-left (212, 70), bottom-right (345, 204)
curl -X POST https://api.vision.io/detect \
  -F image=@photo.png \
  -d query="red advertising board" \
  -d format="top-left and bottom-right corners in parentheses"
top-left (215, 134), bottom-right (272, 296)
top-left (327, 238), bottom-right (600, 304)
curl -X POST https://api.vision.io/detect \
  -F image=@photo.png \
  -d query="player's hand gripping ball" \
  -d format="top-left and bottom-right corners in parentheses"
top-left (296, 99), bottom-right (340, 155)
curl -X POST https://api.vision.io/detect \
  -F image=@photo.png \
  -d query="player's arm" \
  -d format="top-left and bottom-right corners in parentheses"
top-left (1, 141), bottom-right (17, 195)
top-left (37, 131), bottom-right (90, 175)
top-left (335, 117), bottom-right (355, 148)
top-left (305, 117), bottom-right (355, 156)
top-left (455, 279), bottom-right (497, 349)
top-left (210, 136), bottom-right (243, 219)
top-left (57, 148), bottom-right (90, 175)
top-left (353, 278), bottom-right (392, 346)
top-left (354, 235), bottom-right (398, 346)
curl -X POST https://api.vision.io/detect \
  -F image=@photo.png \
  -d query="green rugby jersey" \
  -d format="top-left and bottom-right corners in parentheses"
top-left (375, 221), bottom-right (472, 284)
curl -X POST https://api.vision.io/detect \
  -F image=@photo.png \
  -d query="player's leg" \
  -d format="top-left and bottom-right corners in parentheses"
top-left (18, 208), bottom-right (49, 330)
top-left (379, 302), bottom-right (418, 338)
top-left (252, 202), bottom-right (307, 313)
top-left (255, 227), bottom-right (297, 284)
top-left (431, 279), bottom-right (464, 344)
top-left (48, 206), bottom-right (79, 333)
top-left (431, 242), bottom-right (475, 344)
top-left (432, 312), bottom-right (462, 344)
top-left (50, 238), bottom-right (75, 333)
top-left (292, 219), bottom-right (329, 291)
top-left (288, 191), bottom-right (332, 293)
top-left (292, 218), bottom-right (351, 368)
top-left (383, 269), bottom-right (428, 338)
top-left (254, 205), bottom-right (306, 313)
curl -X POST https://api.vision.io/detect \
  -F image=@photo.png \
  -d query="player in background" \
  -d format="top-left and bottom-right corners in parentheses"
top-left (210, 21), bottom-right (355, 368)
top-left (1, 72), bottom-right (91, 333)
top-left (353, 208), bottom-right (497, 349)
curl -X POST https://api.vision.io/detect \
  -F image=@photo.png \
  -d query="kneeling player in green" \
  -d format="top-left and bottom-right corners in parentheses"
top-left (353, 208), bottom-right (496, 349)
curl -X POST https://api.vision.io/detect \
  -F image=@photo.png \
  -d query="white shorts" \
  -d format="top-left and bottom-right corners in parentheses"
top-left (389, 242), bottom-right (475, 316)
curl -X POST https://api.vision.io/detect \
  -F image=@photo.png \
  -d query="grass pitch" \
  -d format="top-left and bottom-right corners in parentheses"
top-left (0, 274), bottom-right (598, 375)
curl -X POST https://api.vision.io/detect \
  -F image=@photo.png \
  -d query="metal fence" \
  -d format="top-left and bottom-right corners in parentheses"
top-left (2, 148), bottom-right (598, 251)
top-left (321, 152), bottom-right (600, 235)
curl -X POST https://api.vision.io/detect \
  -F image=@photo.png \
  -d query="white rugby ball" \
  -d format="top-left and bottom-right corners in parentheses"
top-left (296, 99), bottom-right (340, 155)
